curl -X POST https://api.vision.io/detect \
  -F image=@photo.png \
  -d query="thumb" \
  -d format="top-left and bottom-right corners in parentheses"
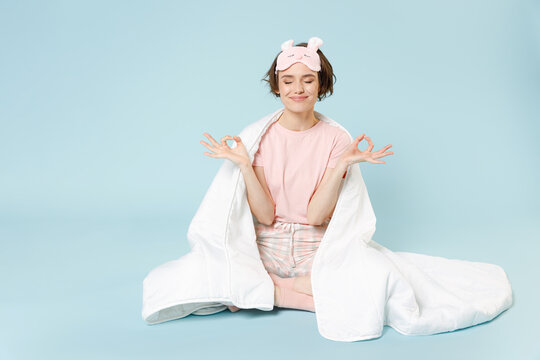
top-left (233, 136), bottom-right (242, 142)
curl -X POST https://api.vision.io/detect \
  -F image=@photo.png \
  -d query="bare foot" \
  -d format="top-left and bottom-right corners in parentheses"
top-left (293, 275), bottom-right (313, 295)
top-left (227, 305), bottom-right (240, 312)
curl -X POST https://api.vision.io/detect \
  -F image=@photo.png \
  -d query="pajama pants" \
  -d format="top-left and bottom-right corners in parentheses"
top-left (255, 219), bottom-right (330, 278)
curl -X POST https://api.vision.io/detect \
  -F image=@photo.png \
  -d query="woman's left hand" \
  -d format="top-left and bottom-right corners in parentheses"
top-left (339, 134), bottom-right (393, 165)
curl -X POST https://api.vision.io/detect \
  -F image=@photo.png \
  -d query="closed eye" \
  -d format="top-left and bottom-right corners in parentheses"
top-left (284, 81), bottom-right (314, 84)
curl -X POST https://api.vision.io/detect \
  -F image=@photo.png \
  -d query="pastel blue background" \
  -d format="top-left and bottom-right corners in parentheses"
top-left (1, 0), bottom-right (538, 359)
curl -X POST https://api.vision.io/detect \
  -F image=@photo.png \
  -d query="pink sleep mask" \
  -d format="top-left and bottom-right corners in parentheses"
top-left (275, 36), bottom-right (324, 75)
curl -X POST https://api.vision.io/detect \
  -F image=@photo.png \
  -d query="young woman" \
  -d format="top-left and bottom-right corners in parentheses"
top-left (199, 37), bottom-right (393, 312)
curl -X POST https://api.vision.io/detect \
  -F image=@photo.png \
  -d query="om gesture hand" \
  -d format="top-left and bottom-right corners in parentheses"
top-left (200, 132), bottom-right (250, 168)
top-left (339, 134), bottom-right (394, 165)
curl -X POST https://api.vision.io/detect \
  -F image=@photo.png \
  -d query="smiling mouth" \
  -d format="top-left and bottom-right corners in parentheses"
top-left (291, 96), bottom-right (308, 101)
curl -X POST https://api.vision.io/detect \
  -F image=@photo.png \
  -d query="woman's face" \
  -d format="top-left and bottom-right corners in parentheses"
top-left (275, 62), bottom-right (319, 112)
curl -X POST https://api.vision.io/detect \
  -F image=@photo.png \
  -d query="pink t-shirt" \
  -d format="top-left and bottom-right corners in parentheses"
top-left (252, 119), bottom-right (350, 225)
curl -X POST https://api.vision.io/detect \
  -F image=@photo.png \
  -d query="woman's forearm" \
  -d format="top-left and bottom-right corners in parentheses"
top-left (238, 163), bottom-right (275, 225)
top-left (307, 161), bottom-right (349, 225)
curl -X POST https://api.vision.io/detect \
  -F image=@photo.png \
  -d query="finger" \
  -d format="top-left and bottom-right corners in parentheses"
top-left (374, 144), bottom-right (392, 154)
top-left (233, 136), bottom-right (242, 143)
top-left (365, 136), bottom-right (374, 152)
top-left (221, 135), bottom-right (233, 148)
top-left (200, 140), bottom-right (216, 152)
top-left (373, 149), bottom-right (394, 157)
top-left (368, 158), bottom-right (385, 164)
top-left (353, 134), bottom-right (365, 146)
top-left (203, 152), bottom-right (219, 158)
top-left (203, 132), bottom-right (220, 147)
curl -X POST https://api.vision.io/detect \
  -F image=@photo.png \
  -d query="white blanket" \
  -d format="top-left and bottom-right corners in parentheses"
top-left (142, 107), bottom-right (513, 342)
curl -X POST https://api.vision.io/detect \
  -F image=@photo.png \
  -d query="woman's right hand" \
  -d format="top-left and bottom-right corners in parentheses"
top-left (200, 132), bottom-right (250, 168)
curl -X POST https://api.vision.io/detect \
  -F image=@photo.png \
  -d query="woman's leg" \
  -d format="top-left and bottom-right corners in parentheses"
top-left (268, 272), bottom-right (294, 289)
top-left (292, 275), bottom-right (313, 295)
top-left (252, 221), bottom-right (315, 312)
top-left (229, 275), bottom-right (311, 312)
top-left (289, 221), bottom-right (326, 296)
top-left (269, 272), bottom-right (312, 296)
top-left (274, 285), bottom-right (315, 312)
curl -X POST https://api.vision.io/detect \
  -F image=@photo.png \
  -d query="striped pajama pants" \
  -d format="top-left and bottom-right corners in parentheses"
top-left (255, 219), bottom-right (329, 278)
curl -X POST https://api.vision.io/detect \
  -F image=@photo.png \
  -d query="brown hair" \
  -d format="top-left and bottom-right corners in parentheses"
top-left (261, 42), bottom-right (336, 101)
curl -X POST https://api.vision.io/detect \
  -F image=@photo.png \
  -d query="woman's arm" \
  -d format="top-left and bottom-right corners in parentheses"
top-left (200, 132), bottom-right (275, 225)
top-left (238, 164), bottom-right (275, 225)
top-left (307, 134), bottom-right (394, 225)
top-left (307, 162), bottom-right (348, 226)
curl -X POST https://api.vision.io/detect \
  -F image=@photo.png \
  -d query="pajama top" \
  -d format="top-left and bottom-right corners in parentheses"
top-left (252, 118), bottom-right (350, 225)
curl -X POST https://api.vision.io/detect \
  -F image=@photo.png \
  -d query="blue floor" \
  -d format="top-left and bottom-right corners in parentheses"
top-left (1, 215), bottom-right (537, 359)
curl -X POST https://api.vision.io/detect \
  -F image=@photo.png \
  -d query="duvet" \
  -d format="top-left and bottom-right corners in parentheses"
top-left (142, 107), bottom-right (513, 342)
